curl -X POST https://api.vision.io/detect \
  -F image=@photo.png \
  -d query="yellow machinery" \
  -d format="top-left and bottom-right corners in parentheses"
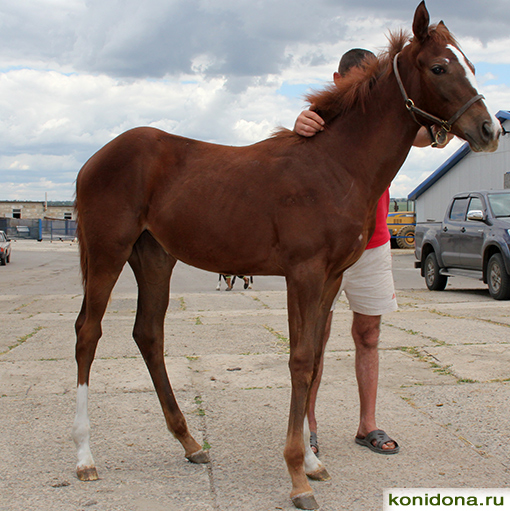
top-left (387, 199), bottom-right (415, 249)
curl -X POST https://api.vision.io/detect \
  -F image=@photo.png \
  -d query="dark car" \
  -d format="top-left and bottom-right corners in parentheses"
top-left (415, 190), bottom-right (510, 300)
top-left (0, 230), bottom-right (11, 265)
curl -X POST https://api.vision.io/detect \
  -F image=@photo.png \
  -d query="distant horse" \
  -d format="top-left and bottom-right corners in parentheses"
top-left (216, 273), bottom-right (253, 290)
top-left (72, 3), bottom-right (499, 509)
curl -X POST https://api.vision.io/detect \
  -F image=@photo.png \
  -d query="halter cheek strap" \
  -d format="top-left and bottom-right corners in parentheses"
top-left (393, 53), bottom-right (484, 147)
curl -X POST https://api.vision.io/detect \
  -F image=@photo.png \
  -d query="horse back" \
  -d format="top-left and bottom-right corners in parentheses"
top-left (76, 127), bottom-right (370, 276)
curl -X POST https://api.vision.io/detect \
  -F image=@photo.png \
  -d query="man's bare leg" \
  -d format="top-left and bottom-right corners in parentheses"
top-left (352, 312), bottom-right (396, 450)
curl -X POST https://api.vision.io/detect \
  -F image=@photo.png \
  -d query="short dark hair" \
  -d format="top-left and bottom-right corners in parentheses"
top-left (338, 48), bottom-right (376, 77)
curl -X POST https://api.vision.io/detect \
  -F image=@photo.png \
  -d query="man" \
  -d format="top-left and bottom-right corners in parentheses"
top-left (294, 48), bottom-right (451, 456)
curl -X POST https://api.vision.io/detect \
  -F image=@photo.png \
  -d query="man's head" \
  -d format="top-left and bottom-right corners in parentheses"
top-left (333, 48), bottom-right (376, 85)
top-left (338, 48), bottom-right (375, 76)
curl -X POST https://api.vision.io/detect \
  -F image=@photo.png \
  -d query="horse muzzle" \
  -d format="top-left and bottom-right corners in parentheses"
top-left (463, 117), bottom-right (501, 153)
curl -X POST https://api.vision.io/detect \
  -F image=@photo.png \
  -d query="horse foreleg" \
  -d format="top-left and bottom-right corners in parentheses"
top-left (304, 304), bottom-right (336, 481)
top-left (302, 416), bottom-right (330, 481)
top-left (284, 270), bottom-right (341, 509)
top-left (129, 232), bottom-right (209, 464)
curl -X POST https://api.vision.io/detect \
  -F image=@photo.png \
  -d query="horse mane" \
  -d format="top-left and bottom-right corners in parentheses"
top-left (273, 23), bottom-right (458, 140)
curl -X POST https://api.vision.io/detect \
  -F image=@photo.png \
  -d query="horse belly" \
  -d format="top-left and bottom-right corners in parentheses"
top-left (147, 186), bottom-right (280, 275)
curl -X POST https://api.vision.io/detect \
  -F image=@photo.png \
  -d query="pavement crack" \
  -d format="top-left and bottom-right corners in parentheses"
top-left (188, 356), bottom-right (219, 510)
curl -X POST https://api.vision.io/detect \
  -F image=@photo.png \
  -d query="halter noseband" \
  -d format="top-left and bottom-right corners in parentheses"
top-left (393, 52), bottom-right (484, 147)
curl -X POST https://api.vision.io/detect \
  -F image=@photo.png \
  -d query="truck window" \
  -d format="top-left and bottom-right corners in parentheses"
top-left (488, 193), bottom-right (510, 218)
top-left (449, 198), bottom-right (469, 221)
top-left (467, 197), bottom-right (484, 219)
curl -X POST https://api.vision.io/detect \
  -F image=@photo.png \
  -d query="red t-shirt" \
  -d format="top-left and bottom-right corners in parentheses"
top-left (365, 188), bottom-right (390, 250)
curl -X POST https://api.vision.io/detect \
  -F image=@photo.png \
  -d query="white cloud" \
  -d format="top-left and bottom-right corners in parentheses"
top-left (1, 0), bottom-right (510, 201)
top-left (0, 179), bottom-right (76, 202)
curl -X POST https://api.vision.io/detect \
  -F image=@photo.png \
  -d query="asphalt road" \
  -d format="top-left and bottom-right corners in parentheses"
top-left (0, 240), bottom-right (489, 297)
top-left (1, 240), bottom-right (507, 511)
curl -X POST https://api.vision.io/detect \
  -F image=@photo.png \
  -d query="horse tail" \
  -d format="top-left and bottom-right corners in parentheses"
top-left (74, 199), bottom-right (88, 290)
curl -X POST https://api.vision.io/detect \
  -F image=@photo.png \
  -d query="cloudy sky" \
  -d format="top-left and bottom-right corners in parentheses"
top-left (1, 0), bottom-right (510, 201)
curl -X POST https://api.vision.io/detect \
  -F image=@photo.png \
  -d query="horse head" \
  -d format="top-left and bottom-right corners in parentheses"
top-left (397, 1), bottom-right (500, 152)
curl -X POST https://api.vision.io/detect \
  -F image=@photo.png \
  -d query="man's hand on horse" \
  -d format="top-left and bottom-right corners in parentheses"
top-left (294, 108), bottom-right (325, 137)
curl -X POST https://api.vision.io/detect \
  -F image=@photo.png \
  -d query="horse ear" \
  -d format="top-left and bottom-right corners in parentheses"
top-left (412, 1), bottom-right (430, 44)
top-left (438, 20), bottom-right (449, 31)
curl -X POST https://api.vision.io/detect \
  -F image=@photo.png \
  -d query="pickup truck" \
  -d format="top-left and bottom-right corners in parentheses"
top-left (414, 190), bottom-right (510, 300)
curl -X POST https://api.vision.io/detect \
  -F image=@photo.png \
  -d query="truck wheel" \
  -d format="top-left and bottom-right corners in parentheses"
top-left (487, 253), bottom-right (510, 300)
top-left (424, 252), bottom-right (447, 291)
top-left (396, 225), bottom-right (415, 249)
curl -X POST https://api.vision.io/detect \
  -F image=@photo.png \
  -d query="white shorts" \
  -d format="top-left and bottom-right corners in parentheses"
top-left (331, 241), bottom-right (397, 316)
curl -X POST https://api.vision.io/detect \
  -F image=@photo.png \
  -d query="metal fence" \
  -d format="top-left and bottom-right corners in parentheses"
top-left (0, 218), bottom-right (77, 241)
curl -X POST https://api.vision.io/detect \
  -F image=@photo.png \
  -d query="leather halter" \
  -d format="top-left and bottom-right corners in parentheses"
top-left (393, 52), bottom-right (484, 147)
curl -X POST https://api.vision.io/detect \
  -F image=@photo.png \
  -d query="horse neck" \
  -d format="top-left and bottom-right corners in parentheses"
top-left (318, 67), bottom-right (421, 205)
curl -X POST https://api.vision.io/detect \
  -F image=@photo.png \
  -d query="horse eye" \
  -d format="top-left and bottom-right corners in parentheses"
top-left (431, 65), bottom-right (446, 75)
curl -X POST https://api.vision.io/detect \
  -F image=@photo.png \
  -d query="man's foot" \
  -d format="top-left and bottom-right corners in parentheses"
top-left (310, 432), bottom-right (319, 456)
top-left (355, 429), bottom-right (399, 455)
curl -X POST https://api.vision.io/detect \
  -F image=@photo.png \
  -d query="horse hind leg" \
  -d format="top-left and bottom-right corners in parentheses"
top-left (129, 231), bottom-right (209, 464)
top-left (72, 249), bottom-right (131, 481)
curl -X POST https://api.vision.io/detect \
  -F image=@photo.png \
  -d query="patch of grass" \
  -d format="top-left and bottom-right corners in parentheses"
top-left (2, 326), bottom-right (43, 355)
top-left (202, 440), bottom-right (211, 450)
top-left (431, 308), bottom-right (510, 330)
top-left (194, 395), bottom-right (205, 416)
top-left (384, 322), bottom-right (445, 346)
top-left (263, 324), bottom-right (290, 353)
top-left (399, 346), bottom-right (427, 362)
top-left (431, 363), bottom-right (455, 377)
top-left (400, 396), bottom-right (417, 407)
top-left (195, 316), bottom-right (203, 325)
top-left (251, 296), bottom-right (270, 309)
top-left (398, 346), bottom-right (472, 383)
top-left (13, 299), bottom-right (39, 312)
top-left (178, 297), bottom-right (187, 311)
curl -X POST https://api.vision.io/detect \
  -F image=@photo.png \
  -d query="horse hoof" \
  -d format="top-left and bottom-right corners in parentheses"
top-left (76, 466), bottom-right (99, 481)
top-left (306, 466), bottom-right (331, 481)
top-left (186, 449), bottom-right (210, 464)
top-left (292, 492), bottom-right (320, 510)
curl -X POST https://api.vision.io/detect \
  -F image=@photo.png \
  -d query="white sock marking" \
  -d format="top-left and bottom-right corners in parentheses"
top-left (72, 384), bottom-right (95, 469)
top-left (303, 416), bottom-right (324, 475)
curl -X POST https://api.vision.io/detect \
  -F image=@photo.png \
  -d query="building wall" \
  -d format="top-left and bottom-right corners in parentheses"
top-left (415, 128), bottom-right (510, 222)
top-left (0, 202), bottom-right (75, 220)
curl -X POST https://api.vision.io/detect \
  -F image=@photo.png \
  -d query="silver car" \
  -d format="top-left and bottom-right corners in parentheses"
top-left (0, 230), bottom-right (11, 265)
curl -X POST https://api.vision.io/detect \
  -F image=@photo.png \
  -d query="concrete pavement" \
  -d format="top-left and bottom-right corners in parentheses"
top-left (0, 241), bottom-right (509, 510)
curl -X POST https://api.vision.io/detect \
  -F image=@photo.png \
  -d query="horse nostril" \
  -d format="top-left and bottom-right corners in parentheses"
top-left (481, 121), bottom-right (494, 141)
